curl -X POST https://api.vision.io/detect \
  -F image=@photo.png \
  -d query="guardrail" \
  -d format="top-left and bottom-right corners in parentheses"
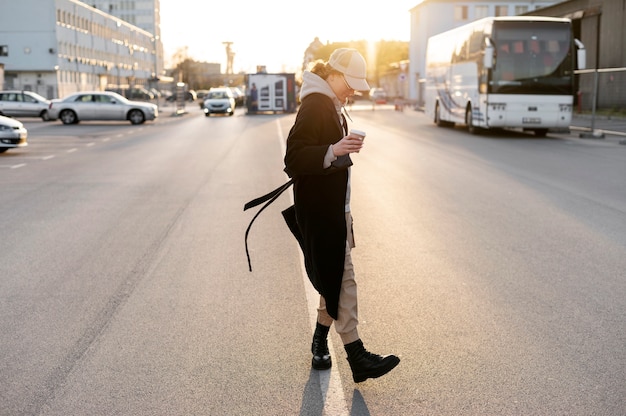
top-left (574, 67), bottom-right (626, 138)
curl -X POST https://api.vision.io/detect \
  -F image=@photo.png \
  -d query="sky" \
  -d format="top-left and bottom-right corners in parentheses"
top-left (159, 0), bottom-right (416, 73)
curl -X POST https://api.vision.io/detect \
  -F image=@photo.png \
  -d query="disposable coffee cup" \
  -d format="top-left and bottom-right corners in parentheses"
top-left (350, 129), bottom-right (366, 140)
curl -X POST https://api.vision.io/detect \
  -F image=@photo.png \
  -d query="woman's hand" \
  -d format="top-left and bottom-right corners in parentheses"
top-left (332, 132), bottom-right (364, 156)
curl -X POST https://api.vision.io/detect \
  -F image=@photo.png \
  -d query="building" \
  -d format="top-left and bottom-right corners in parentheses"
top-left (88, 0), bottom-right (159, 34)
top-left (88, 0), bottom-right (164, 80)
top-left (0, 0), bottom-right (164, 99)
top-left (525, 0), bottom-right (626, 110)
top-left (408, 0), bottom-right (559, 105)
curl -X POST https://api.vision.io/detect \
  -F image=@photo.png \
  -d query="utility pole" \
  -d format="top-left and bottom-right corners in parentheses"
top-left (223, 41), bottom-right (234, 75)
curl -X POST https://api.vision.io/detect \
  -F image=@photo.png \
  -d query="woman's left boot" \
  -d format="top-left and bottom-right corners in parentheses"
top-left (344, 339), bottom-right (400, 383)
top-left (311, 323), bottom-right (331, 370)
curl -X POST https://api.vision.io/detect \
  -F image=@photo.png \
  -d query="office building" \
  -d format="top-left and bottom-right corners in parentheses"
top-left (0, 0), bottom-right (164, 99)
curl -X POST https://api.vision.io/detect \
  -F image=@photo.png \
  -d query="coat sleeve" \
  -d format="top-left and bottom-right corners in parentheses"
top-left (284, 94), bottom-right (345, 177)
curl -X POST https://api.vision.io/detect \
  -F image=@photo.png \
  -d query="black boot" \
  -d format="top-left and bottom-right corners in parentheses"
top-left (344, 339), bottom-right (400, 383)
top-left (311, 323), bottom-right (332, 370)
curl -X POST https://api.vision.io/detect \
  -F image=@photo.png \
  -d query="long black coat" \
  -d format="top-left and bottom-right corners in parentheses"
top-left (284, 93), bottom-right (351, 320)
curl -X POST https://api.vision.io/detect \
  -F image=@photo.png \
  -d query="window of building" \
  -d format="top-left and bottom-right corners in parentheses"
top-left (454, 5), bottom-right (469, 21)
top-left (515, 6), bottom-right (529, 15)
top-left (495, 5), bottom-right (508, 16)
top-left (475, 5), bottom-right (489, 19)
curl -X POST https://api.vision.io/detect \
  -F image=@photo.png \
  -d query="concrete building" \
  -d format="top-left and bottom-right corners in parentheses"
top-left (408, 0), bottom-right (559, 105)
top-left (88, 0), bottom-right (160, 34)
top-left (88, 0), bottom-right (164, 79)
top-left (525, 0), bottom-right (626, 110)
top-left (0, 0), bottom-right (163, 99)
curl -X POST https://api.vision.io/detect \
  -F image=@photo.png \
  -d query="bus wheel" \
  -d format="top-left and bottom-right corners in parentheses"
top-left (435, 102), bottom-right (452, 127)
top-left (435, 102), bottom-right (443, 126)
top-left (466, 107), bottom-right (479, 135)
top-left (533, 129), bottom-right (548, 137)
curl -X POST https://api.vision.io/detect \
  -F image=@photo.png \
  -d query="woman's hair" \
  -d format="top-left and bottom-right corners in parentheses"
top-left (309, 59), bottom-right (341, 80)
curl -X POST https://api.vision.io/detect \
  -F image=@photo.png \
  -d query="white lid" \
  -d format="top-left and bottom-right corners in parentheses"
top-left (350, 129), bottom-right (366, 137)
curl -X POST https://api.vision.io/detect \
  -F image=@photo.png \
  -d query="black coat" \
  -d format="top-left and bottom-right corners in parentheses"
top-left (284, 93), bottom-right (351, 320)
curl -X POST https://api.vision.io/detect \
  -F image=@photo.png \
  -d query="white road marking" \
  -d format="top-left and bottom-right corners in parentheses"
top-left (276, 119), bottom-right (349, 415)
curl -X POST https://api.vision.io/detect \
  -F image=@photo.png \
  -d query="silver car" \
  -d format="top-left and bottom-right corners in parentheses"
top-left (0, 90), bottom-right (51, 121)
top-left (203, 88), bottom-right (236, 116)
top-left (0, 114), bottom-right (28, 153)
top-left (48, 91), bottom-right (158, 125)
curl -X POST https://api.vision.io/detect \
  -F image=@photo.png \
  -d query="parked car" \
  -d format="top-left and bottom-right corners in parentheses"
top-left (47, 91), bottom-right (158, 125)
top-left (149, 88), bottom-right (163, 99)
top-left (196, 90), bottom-right (211, 108)
top-left (229, 87), bottom-right (245, 106)
top-left (196, 90), bottom-right (211, 100)
top-left (203, 88), bottom-right (236, 116)
top-left (159, 90), bottom-right (173, 101)
top-left (105, 87), bottom-right (155, 101)
top-left (0, 114), bottom-right (28, 153)
top-left (369, 88), bottom-right (388, 104)
top-left (0, 90), bottom-right (51, 121)
top-left (166, 90), bottom-right (197, 102)
top-left (126, 87), bottom-right (155, 101)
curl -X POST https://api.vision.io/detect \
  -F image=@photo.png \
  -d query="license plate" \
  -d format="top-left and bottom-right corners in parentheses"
top-left (523, 117), bottom-right (541, 124)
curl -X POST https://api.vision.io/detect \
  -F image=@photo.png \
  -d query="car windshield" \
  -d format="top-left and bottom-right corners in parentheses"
top-left (208, 91), bottom-right (229, 99)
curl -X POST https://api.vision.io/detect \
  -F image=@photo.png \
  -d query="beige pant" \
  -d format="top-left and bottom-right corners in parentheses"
top-left (317, 212), bottom-right (360, 345)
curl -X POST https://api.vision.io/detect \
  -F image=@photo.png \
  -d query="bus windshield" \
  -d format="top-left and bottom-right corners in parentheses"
top-left (490, 21), bottom-right (573, 94)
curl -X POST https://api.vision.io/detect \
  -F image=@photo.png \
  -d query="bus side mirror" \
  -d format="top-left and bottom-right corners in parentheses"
top-left (575, 39), bottom-right (586, 70)
top-left (484, 45), bottom-right (494, 69)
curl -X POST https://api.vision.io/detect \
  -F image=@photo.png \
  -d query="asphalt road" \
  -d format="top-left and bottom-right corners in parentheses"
top-left (1, 104), bottom-right (625, 415)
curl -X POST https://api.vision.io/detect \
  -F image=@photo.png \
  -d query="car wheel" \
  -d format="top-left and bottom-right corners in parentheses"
top-left (534, 128), bottom-right (548, 137)
top-left (205, 112), bottom-right (211, 117)
top-left (60, 109), bottom-right (78, 125)
top-left (229, 111), bottom-right (234, 116)
top-left (129, 109), bottom-right (145, 125)
top-left (40, 110), bottom-right (50, 122)
top-left (0, 148), bottom-right (8, 153)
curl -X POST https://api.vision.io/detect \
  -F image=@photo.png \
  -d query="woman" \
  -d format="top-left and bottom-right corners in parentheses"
top-left (284, 48), bottom-right (399, 383)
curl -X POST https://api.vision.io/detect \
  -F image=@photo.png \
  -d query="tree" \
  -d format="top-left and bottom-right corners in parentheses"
top-left (310, 40), bottom-right (409, 87)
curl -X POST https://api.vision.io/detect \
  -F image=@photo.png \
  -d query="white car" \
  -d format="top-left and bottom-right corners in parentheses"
top-left (0, 90), bottom-right (51, 121)
top-left (203, 88), bottom-right (235, 116)
top-left (369, 88), bottom-right (388, 104)
top-left (48, 91), bottom-right (158, 125)
top-left (0, 114), bottom-right (28, 153)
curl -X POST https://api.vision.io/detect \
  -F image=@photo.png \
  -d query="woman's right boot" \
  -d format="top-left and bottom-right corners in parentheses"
top-left (344, 339), bottom-right (400, 383)
top-left (311, 322), bottom-right (332, 370)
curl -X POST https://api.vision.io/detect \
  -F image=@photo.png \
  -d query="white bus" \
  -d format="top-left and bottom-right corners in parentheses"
top-left (424, 16), bottom-right (586, 136)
